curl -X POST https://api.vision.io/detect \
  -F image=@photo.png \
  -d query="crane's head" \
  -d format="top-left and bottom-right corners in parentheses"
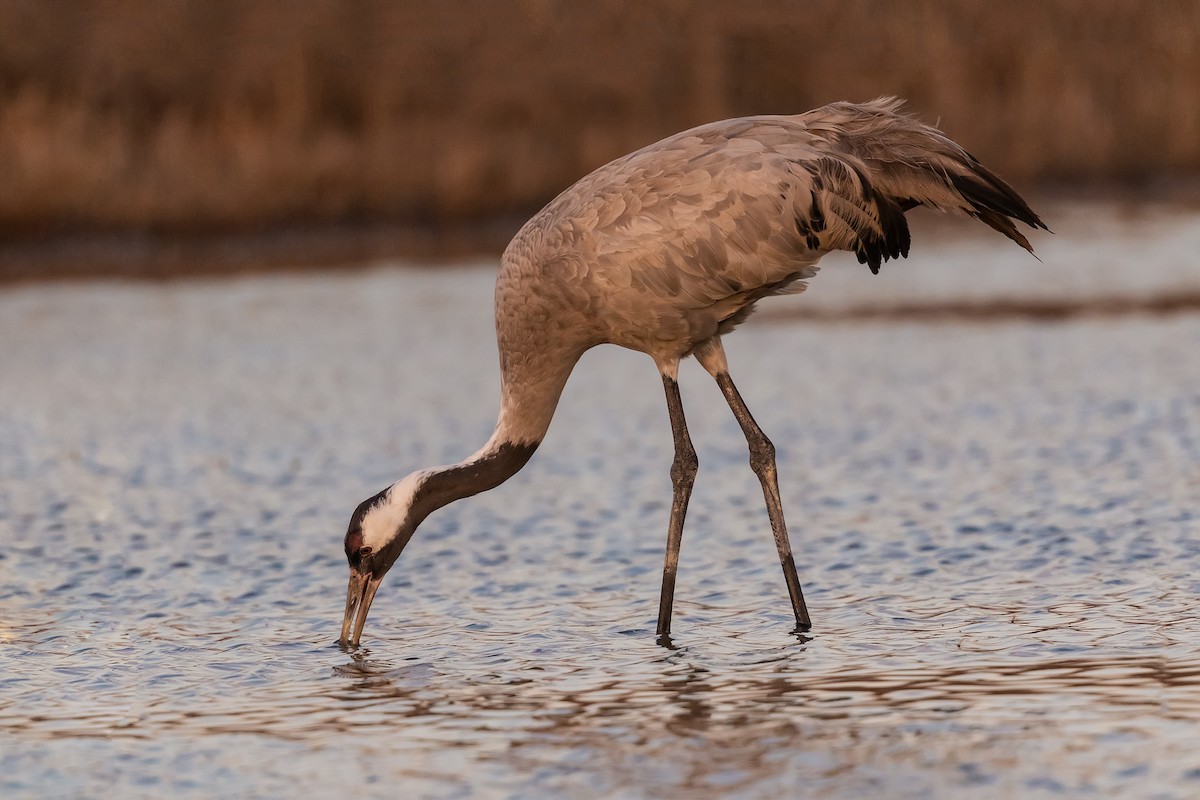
top-left (339, 471), bottom-right (428, 647)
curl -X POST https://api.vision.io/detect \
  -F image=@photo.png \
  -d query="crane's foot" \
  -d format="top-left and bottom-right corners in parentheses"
top-left (655, 631), bottom-right (680, 650)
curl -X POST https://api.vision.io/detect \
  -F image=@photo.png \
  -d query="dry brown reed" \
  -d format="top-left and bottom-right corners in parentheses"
top-left (1, 0), bottom-right (1197, 241)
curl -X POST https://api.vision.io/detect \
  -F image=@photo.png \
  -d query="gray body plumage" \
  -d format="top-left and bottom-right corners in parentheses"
top-left (339, 97), bottom-right (1045, 647)
top-left (493, 96), bottom-right (1044, 443)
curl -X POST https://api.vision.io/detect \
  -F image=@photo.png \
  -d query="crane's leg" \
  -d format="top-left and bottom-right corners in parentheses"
top-left (656, 370), bottom-right (698, 639)
top-left (696, 340), bottom-right (812, 632)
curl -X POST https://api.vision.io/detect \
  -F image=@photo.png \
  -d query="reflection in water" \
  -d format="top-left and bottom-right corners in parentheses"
top-left (5, 595), bottom-right (1199, 795)
top-left (336, 655), bottom-right (1198, 741)
top-left (328, 648), bottom-right (1200, 797)
top-left (329, 650), bottom-right (1200, 737)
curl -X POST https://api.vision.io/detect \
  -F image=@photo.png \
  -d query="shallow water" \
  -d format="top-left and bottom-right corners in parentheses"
top-left (2, 212), bottom-right (1200, 798)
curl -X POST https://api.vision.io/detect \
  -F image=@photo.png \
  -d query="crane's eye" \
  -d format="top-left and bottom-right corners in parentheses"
top-left (359, 546), bottom-right (374, 557)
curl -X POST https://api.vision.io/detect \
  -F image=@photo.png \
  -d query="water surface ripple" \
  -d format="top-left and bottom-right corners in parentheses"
top-left (2, 251), bottom-right (1199, 797)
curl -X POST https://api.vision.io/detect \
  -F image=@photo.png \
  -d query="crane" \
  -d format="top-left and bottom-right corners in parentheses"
top-left (339, 97), bottom-right (1046, 647)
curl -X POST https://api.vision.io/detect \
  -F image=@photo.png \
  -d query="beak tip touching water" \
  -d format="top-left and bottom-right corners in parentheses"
top-left (340, 567), bottom-right (382, 648)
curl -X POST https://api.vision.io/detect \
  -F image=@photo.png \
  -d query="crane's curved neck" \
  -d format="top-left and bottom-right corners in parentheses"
top-left (405, 340), bottom-right (583, 523)
top-left (408, 436), bottom-right (540, 525)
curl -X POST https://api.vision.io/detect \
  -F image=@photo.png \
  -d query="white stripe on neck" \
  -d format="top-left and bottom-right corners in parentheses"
top-left (359, 434), bottom-right (536, 554)
top-left (360, 469), bottom-right (429, 552)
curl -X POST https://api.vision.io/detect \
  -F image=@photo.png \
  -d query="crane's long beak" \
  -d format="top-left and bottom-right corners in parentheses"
top-left (340, 567), bottom-right (382, 648)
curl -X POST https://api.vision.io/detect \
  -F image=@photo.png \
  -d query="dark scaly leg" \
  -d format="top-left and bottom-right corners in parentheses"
top-left (656, 371), bottom-right (698, 639)
top-left (712, 370), bottom-right (812, 632)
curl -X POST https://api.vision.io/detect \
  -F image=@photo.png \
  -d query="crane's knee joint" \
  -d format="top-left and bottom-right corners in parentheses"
top-left (671, 446), bottom-right (698, 486)
top-left (748, 435), bottom-right (775, 475)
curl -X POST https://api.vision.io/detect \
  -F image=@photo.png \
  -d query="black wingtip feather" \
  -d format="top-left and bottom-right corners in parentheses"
top-left (857, 193), bottom-right (910, 275)
top-left (950, 166), bottom-right (1048, 256)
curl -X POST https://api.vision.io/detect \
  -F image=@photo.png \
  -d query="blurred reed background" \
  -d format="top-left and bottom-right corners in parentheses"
top-left (1, 0), bottom-right (1198, 279)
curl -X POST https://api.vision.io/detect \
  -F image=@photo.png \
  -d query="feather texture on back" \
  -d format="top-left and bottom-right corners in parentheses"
top-left (498, 97), bottom-right (1046, 368)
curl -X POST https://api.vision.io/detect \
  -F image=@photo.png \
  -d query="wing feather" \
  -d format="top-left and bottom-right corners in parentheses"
top-left (511, 97), bottom-right (1045, 324)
